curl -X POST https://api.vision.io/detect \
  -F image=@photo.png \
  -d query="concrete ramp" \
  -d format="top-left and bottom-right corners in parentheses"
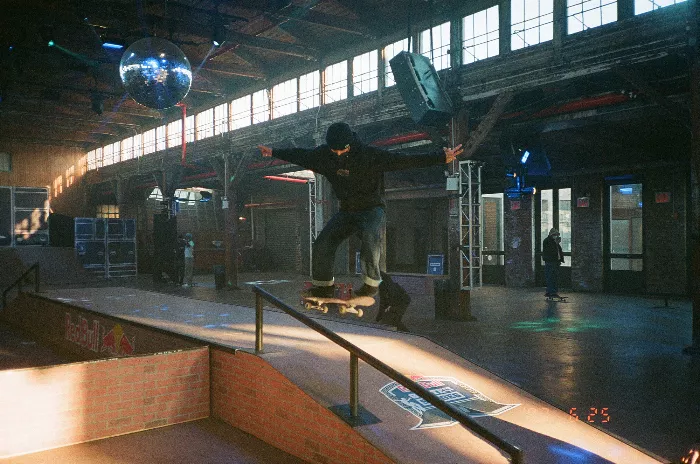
top-left (38, 287), bottom-right (666, 464)
top-left (0, 247), bottom-right (98, 289)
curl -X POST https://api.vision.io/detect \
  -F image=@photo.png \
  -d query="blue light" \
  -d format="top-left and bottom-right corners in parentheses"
top-left (520, 150), bottom-right (530, 164)
top-left (619, 187), bottom-right (633, 194)
top-left (102, 42), bottom-right (124, 50)
top-left (8, 46), bottom-right (13, 51)
top-left (48, 40), bottom-right (55, 47)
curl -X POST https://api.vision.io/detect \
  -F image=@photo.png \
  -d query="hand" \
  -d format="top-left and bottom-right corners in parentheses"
top-left (258, 145), bottom-right (272, 157)
top-left (681, 444), bottom-right (700, 464)
top-left (443, 144), bottom-right (464, 163)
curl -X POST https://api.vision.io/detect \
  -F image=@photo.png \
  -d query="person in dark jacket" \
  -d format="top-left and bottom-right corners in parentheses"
top-left (258, 122), bottom-right (463, 298)
top-left (542, 227), bottom-right (565, 297)
top-left (377, 271), bottom-right (411, 331)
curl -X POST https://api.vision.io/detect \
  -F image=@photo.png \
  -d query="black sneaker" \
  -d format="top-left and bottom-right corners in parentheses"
top-left (354, 284), bottom-right (378, 298)
top-left (304, 285), bottom-right (335, 299)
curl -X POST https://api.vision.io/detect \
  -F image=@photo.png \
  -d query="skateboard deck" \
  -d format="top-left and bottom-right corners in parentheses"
top-left (545, 295), bottom-right (568, 302)
top-left (301, 295), bottom-right (374, 317)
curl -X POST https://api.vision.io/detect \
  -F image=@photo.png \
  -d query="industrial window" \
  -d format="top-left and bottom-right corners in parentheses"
top-left (132, 134), bottom-right (143, 158)
top-left (214, 103), bottom-right (228, 135)
top-left (419, 21), bottom-right (451, 71)
top-left (463, 6), bottom-right (500, 64)
top-left (383, 38), bottom-right (409, 87)
top-left (635, 0), bottom-right (685, 14)
top-left (511, 0), bottom-right (553, 50)
top-left (87, 150), bottom-right (96, 171)
top-left (103, 141), bottom-right (120, 166)
top-left (167, 119), bottom-right (182, 147)
top-left (148, 187), bottom-right (163, 202)
top-left (196, 108), bottom-right (214, 140)
top-left (0, 152), bottom-right (10, 172)
top-left (185, 115), bottom-right (195, 143)
top-left (53, 175), bottom-right (63, 197)
top-left (272, 78), bottom-right (298, 118)
top-left (96, 204), bottom-right (120, 218)
top-left (252, 89), bottom-right (270, 124)
top-left (143, 129), bottom-right (156, 155)
top-left (65, 165), bottom-right (75, 188)
top-left (231, 95), bottom-right (252, 129)
top-left (323, 60), bottom-right (348, 104)
top-left (352, 50), bottom-right (378, 95)
top-left (78, 154), bottom-right (87, 176)
top-left (299, 71), bottom-right (320, 111)
top-left (568, 0), bottom-right (616, 34)
top-left (175, 189), bottom-right (197, 206)
top-left (156, 125), bottom-right (167, 151)
top-left (121, 136), bottom-right (134, 161)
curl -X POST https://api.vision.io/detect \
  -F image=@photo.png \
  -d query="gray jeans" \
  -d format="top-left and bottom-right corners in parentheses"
top-left (312, 206), bottom-right (385, 287)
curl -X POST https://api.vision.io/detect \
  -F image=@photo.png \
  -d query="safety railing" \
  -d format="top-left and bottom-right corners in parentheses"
top-left (252, 285), bottom-right (523, 464)
top-left (2, 263), bottom-right (40, 308)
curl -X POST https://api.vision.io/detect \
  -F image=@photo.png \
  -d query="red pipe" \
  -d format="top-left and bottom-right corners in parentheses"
top-left (501, 92), bottom-right (632, 120)
top-left (263, 175), bottom-right (309, 184)
top-left (371, 131), bottom-right (431, 147)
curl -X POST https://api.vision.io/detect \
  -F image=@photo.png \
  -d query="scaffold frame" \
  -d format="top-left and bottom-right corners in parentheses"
top-left (458, 160), bottom-right (482, 290)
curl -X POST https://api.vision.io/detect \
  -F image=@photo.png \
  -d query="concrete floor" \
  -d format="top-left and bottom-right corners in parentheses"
top-left (3, 270), bottom-right (698, 462)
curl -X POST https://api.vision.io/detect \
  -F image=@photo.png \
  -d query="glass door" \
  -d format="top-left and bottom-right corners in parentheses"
top-left (482, 193), bottom-right (504, 284)
top-left (537, 188), bottom-right (572, 287)
top-left (606, 183), bottom-right (644, 292)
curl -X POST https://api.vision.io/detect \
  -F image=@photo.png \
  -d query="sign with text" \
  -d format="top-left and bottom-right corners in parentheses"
top-left (427, 254), bottom-right (444, 275)
top-left (577, 197), bottom-right (590, 208)
top-left (380, 375), bottom-right (519, 429)
top-left (655, 192), bottom-right (671, 204)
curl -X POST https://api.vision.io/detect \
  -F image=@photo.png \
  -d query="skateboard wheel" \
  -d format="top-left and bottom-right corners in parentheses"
top-left (356, 309), bottom-right (363, 318)
top-left (320, 305), bottom-right (328, 313)
top-left (338, 306), bottom-right (346, 315)
top-left (304, 302), bottom-right (313, 310)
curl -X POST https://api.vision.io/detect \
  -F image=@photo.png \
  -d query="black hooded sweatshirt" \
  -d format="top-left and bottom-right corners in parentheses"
top-left (272, 143), bottom-right (446, 212)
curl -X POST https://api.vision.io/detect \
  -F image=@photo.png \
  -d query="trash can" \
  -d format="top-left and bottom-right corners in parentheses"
top-left (213, 265), bottom-right (226, 290)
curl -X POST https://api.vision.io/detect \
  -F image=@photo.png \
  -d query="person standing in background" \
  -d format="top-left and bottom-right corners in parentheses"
top-left (542, 228), bottom-right (564, 298)
top-left (183, 232), bottom-right (195, 287)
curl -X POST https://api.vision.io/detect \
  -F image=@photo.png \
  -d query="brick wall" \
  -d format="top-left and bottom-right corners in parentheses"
top-left (644, 168), bottom-right (687, 295)
top-left (0, 348), bottom-right (209, 458)
top-left (211, 348), bottom-right (394, 464)
top-left (504, 195), bottom-right (535, 287)
top-left (571, 177), bottom-right (604, 292)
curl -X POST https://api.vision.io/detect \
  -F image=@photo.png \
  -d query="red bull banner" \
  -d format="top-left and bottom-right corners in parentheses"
top-left (65, 313), bottom-right (135, 356)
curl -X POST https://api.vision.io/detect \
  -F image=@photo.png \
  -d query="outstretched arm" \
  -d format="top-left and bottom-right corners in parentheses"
top-left (257, 144), bottom-right (321, 171)
top-left (443, 144), bottom-right (464, 164)
top-left (373, 143), bottom-right (465, 172)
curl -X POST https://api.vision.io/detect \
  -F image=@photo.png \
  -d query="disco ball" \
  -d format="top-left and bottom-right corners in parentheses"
top-left (119, 37), bottom-right (192, 110)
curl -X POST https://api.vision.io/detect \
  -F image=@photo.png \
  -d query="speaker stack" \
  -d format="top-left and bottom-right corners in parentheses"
top-left (389, 51), bottom-right (453, 127)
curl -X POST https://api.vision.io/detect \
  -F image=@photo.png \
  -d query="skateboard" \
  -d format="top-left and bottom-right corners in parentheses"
top-left (301, 295), bottom-right (375, 317)
top-left (545, 295), bottom-right (568, 302)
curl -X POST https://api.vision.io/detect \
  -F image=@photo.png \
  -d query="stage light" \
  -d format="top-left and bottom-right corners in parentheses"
top-left (520, 150), bottom-right (530, 164)
top-left (48, 40), bottom-right (55, 47)
top-left (212, 24), bottom-right (226, 46)
top-left (102, 42), bottom-right (124, 50)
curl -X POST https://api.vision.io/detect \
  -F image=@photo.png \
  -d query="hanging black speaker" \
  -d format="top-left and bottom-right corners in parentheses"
top-left (389, 51), bottom-right (453, 127)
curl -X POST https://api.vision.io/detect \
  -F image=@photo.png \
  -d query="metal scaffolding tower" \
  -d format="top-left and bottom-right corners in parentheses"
top-left (308, 178), bottom-right (317, 277)
top-left (459, 160), bottom-right (482, 289)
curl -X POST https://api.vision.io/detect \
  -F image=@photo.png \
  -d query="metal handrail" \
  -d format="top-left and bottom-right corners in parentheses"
top-left (2, 263), bottom-right (40, 308)
top-left (252, 285), bottom-right (523, 464)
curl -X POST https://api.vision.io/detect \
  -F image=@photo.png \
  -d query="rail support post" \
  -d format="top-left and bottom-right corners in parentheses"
top-left (255, 292), bottom-right (263, 353)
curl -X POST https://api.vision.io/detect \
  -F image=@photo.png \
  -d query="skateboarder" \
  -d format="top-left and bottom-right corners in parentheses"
top-left (542, 228), bottom-right (564, 298)
top-left (377, 272), bottom-right (411, 331)
top-left (258, 122), bottom-right (464, 299)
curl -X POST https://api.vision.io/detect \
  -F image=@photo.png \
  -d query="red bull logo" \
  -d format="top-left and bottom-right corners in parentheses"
top-left (65, 313), bottom-right (135, 356)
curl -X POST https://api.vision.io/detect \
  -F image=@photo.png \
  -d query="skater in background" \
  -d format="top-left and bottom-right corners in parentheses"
top-left (377, 271), bottom-right (411, 331)
top-left (542, 228), bottom-right (564, 298)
